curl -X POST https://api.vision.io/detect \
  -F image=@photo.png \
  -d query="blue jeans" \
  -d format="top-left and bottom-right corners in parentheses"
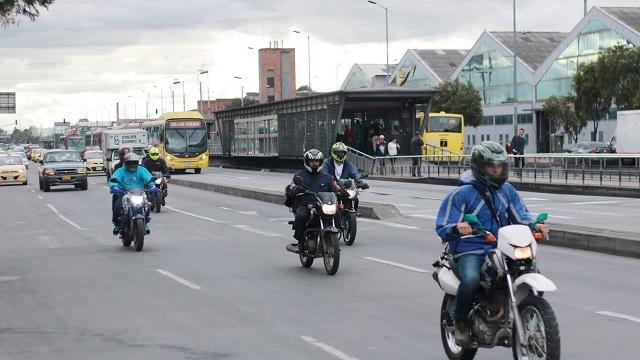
top-left (454, 253), bottom-right (486, 321)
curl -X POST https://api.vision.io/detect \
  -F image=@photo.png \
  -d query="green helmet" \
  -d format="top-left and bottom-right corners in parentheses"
top-left (470, 141), bottom-right (509, 189)
top-left (331, 142), bottom-right (348, 162)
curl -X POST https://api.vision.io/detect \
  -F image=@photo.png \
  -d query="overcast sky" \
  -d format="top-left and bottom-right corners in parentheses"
top-left (1, 0), bottom-right (638, 129)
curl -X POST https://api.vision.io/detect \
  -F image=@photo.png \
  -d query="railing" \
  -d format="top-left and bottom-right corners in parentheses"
top-left (348, 148), bottom-right (640, 188)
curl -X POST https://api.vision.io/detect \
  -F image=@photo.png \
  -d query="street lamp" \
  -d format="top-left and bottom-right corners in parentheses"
top-left (233, 76), bottom-right (244, 107)
top-left (293, 30), bottom-right (311, 90)
top-left (512, 0), bottom-right (518, 135)
top-left (153, 85), bottom-right (164, 115)
top-left (141, 90), bottom-right (150, 119)
top-left (197, 69), bottom-right (210, 117)
top-left (172, 80), bottom-right (185, 112)
top-left (368, 0), bottom-right (389, 85)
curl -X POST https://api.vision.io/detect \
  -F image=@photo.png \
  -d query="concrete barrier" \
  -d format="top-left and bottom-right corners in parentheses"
top-left (169, 178), bottom-right (401, 220)
top-left (170, 177), bottom-right (640, 258)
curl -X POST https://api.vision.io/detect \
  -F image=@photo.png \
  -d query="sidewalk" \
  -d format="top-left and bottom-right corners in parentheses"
top-left (169, 168), bottom-right (640, 259)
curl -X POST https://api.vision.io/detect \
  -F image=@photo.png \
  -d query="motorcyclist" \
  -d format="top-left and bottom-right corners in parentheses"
top-left (109, 153), bottom-right (159, 235)
top-left (286, 149), bottom-right (345, 249)
top-left (112, 146), bottom-right (132, 173)
top-left (142, 146), bottom-right (171, 204)
top-left (321, 142), bottom-right (369, 225)
top-left (142, 144), bottom-right (153, 161)
top-left (435, 141), bottom-right (550, 347)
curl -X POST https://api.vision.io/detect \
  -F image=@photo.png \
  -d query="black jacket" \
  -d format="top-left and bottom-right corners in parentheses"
top-left (142, 158), bottom-right (170, 176)
top-left (287, 170), bottom-right (341, 207)
top-left (510, 135), bottom-right (526, 154)
top-left (410, 136), bottom-right (424, 155)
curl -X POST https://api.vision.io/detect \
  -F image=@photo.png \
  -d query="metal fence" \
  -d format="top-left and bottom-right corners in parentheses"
top-left (346, 147), bottom-right (640, 188)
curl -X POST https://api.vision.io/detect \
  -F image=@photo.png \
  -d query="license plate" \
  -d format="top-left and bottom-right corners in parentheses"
top-left (185, 163), bottom-right (193, 168)
top-left (95, 166), bottom-right (103, 171)
top-left (61, 175), bottom-right (71, 181)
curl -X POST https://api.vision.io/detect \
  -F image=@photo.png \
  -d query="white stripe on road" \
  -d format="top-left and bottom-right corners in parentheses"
top-left (570, 200), bottom-right (622, 205)
top-left (156, 269), bottom-right (201, 290)
top-left (37, 195), bottom-right (43, 200)
top-left (396, 204), bottom-right (416, 208)
top-left (219, 206), bottom-right (233, 210)
top-left (238, 210), bottom-right (259, 216)
top-left (359, 218), bottom-right (420, 230)
top-left (0, 276), bottom-right (21, 282)
top-left (363, 257), bottom-right (430, 274)
top-left (523, 197), bottom-right (548, 201)
top-left (46, 204), bottom-right (83, 230)
top-left (165, 206), bottom-right (224, 223)
top-left (269, 218), bottom-right (293, 221)
top-left (233, 225), bottom-right (281, 237)
top-left (597, 311), bottom-right (640, 324)
top-left (300, 336), bottom-right (359, 360)
top-left (408, 214), bottom-right (437, 219)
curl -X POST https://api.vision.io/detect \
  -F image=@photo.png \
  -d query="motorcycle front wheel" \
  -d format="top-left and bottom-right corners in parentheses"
top-left (121, 228), bottom-right (132, 247)
top-left (323, 232), bottom-right (340, 275)
top-left (440, 295), bottom-right (477, 360)
top-left (134, 218), bottom-right (145, 251)
top-left (343, 211), bottom-right (357, 246)
top-left (512, 295), bottom-right (560, 360)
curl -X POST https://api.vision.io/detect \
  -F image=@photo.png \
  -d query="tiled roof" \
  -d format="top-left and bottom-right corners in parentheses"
top-left (601, 7), bottom-right (640, 34)
top-left (412, 49), bottom-right (468, 80)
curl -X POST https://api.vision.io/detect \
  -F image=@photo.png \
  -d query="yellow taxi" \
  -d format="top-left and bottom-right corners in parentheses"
top-left (0, 155), bottom-right (28, 185)
top-left (31, 149), bottom-right (46, 162)
top-left (83, 150), bottom-right (106, 175)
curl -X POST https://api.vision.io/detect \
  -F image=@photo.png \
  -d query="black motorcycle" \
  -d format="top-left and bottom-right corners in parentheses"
top-left (111, 179), bottom-right (153, 251)
top-left (286, 190), bottom-right (341, 275)
top-left (337, 179), bottom-right (361, 246)
top-left (150, 171), bottom-right (170, 213)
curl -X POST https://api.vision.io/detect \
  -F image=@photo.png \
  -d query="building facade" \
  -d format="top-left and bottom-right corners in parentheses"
top-left (258, 47), bottom-right (296, 104)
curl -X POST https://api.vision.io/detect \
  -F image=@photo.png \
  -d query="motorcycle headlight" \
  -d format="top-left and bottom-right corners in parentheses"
top-left (130, 195), bottom-right (144, 206)
top-left (321, 204), bottom-right (337, 215)
top-left (347, 189), bottom-right (357, 199)
top-left (514, 246), bottom-right (533, 260)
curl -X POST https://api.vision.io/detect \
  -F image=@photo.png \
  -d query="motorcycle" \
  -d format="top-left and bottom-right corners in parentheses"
top-left (432, 213), bottom-right (560, 360)
top-left (337, 179), bottom-right (361, 246)
top-left (111, 179), bottom-right (153, 251)
top-left (150, 171), bottom-right (170, 213)
top-left (285, 189), bottom-right (341, 275)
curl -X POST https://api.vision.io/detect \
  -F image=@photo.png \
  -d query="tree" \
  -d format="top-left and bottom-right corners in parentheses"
top-left (297, 85), bottom-right (313, 92)
top-left (597, 45), bottom-right (640, 110)
top-left (431, 80), bottom-right (483, 127)
top-left (543, 96), bottom-right (586, 145)
top-left (0, 0), bottom-right (55, 26)
top-left (573, 61), bottom-right (610, 141)
top-left (224, 97), bottom-right (259, 110)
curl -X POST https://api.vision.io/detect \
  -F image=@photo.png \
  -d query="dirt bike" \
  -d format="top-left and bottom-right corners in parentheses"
top-left (432, 213), bottom-right (560, 360)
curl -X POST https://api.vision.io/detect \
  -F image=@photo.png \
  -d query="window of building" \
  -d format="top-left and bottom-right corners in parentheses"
top-left (499, 134), bottom-right (504, 144)
top-left (505, 134), bottom-right (510, 144)
top-left (525, 134), bottom-right (529, 145)
top-left (517, 113), bottom-right (533, 124)
top-left (567, 135), bottom-right (573, 145)
top-left (494, 115), bottom-right (513, 125)
top-left (480, 115), bottom-right (494, 125)
top-left (467, 135), bottom-right (471, 145)
top-left (598, 130), bottom-right (604, 142)
top-left (481, 134), bottom-right (485, 142)
top-left (486, 134), bottom-right (490, 141)
top-left (266, 70), bottom-right (275, 88)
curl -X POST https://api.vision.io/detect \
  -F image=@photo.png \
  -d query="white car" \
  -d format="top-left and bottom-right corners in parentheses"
top-left (9, 152), bottom-right (29, 169)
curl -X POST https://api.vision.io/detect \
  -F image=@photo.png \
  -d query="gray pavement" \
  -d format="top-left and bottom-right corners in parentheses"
top-left (0, 167), bottom-right (639, 359)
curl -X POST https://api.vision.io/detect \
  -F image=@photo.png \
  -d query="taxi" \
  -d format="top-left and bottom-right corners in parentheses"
top-left (31, 149), bottom-right (46, 162)
top-left (0, 155), bottom-right (28, 185)
top-left (83, 150), bottom-right (106, 175)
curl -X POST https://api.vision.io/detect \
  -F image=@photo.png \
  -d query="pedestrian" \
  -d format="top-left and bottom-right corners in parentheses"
top-left (410, 130), bottom-right (424, 177)
top-left (375, 135), bottom-right (388, 175)
top-left (344, 124), bottom-right (353, 145)
top-left (510, 128), bottom-right (526, 176)
top-left (387, 138), bottom-right (400, 174)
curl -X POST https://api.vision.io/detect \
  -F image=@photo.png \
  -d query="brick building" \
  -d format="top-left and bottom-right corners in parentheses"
top-left (258, 47), bottom-right (296, 103)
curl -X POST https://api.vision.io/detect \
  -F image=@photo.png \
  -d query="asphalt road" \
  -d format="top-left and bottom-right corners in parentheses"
top-left (0, 167), bottom-right (639, 359)
top-left (179, 167), bottom-right (640, 234)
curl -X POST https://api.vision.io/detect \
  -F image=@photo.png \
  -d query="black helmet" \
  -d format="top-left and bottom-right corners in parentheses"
top-left (303, 149), bottom-right (324, 173)
top-left (470, 141), bottom-right (509, 189)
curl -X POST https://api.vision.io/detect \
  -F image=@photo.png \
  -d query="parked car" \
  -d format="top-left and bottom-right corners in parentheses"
top-left (567, 141), bottom-right (616, 154)
top-left (38, 150), bottom-right (88, 192)
top-left (0, 155), bottom-right (28, 185)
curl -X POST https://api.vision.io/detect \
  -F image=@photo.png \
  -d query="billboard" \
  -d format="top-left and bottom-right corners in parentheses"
top-left (54, 121), bottom-right (69, 135)
top-left (0, 92), bottom-right (16, 114)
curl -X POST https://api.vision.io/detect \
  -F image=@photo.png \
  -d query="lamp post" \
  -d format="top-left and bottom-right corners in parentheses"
top-left (292, 30), bottom-right (311, 90)
top-left (172, 80), bottom-right (185, 111)
top-left (141, 90), bottom-right (150, 119)
top-left (233, 76), bottom-right (244, 107)
top-left (170, 81), bottom-right (177, 112)
top-left (512, 0), bottom-right (518, 135)
top-left (198, 69), bottom-right (210, 117)
top-left (367, 1), bottom-right (389, 85)
top-left (153, 85), bottom-right (164, 115)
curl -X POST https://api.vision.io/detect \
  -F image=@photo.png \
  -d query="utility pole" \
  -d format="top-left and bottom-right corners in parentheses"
top-left (512, 0), bottom-right (518, 136)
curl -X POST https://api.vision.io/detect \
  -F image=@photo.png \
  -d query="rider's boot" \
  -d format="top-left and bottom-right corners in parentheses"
top-left (145, 223), bottom-right (150, 234)
top-left (112, 223), bottom-right (120, 235)
top-left (454, 321), bottom-right (472, 347)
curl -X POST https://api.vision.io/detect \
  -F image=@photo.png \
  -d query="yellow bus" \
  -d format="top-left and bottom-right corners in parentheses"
top-left (419, 111), bottom-right (464, 160)
top-left (141, 111), bottom-right (209, 174)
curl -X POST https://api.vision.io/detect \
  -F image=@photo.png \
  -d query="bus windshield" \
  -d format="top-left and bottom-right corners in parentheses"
top-left (427, 116), bottom-right (462, 133)
top-left (165, 120), bottom-right (207, 155)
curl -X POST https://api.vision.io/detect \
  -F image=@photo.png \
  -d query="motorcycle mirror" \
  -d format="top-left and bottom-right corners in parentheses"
top-left (463, 214), bottom-right (481, 225)
top-left (536, 212), bottom-right (548, 222)
top-left (360, 172), bottom-right (369, 179)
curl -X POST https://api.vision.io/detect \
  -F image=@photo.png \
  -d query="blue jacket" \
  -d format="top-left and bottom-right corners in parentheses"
top-left (109, 166), bottom-right (155, 191)
top-left (288, 170), bottom-right (340, 207)
top-left (436, 170), bottom-right (533, 255)
top-left (321, 159), bottom-right (364, 186)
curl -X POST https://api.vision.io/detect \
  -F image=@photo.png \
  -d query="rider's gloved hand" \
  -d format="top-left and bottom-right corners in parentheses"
top-left (293, 175), bottom-right (303, 186)
top-left (110, 187), bottom-right (124, 195)
top-left (455, 222), bottom-right (473, 236)
top-left (534, 223), bottom-right (550, 240)
top-left (359, 182), bottom-right (369, 190)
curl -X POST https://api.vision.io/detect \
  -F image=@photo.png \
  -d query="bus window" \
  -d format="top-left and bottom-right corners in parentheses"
top-left (427, 116), bottom-right (462, 133)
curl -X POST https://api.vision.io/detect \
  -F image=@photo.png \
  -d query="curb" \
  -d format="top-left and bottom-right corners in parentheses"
top-left (170, 178), bottom-right (640, 259)
top-left (169, 178), bottom-right (401, 220)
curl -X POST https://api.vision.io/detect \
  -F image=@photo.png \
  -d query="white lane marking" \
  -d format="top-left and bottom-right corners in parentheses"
top-left (156, 269), bottom-right (201, 290)
top-left (46, 204), bottom-right (83, 230)
top-left (363, 257), bottom-right (430, 274)
top-left (408, 214), bottom-right (437, 219)
top-left (15, 221), bottom-right (25, 224)
top-left (396, 204), bottom-right (416, 208)
top-left (30, 189), bottom-right (35, 193)
top-left (165, 206), bottom-right (224, 223)
top-left (300, 336), bottom-right (359, 360)
top-left (0, 276), bottom-right (21, 282)
top-left (359, 218), bottom-right (420, 230)
top-left (238, 210), bottom-right (259, 216)
top-left (570, 200), bottom-right (622, 205)
top-left (90, 182), bottom-right (97, 185)
top-left (269, 218), bottom-right (292, 221)
top-left (233, 225), bottom-right (281, 237)
top-left (219, 206), bottom-right (233, 210)
top-left (523, 197), bottom-right (547, 201)
top-left (597, 311), bottom-right (640, 324)
top-left (102, 186), bottom-right (109, 190)
top-left (370, 191), bottom-right (393, 196)
top-left (37, 195), bottom-right (44, 200)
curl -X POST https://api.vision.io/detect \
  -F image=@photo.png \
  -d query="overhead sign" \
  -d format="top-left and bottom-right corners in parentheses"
top-left (0, 92), bottom-right (16, 114)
